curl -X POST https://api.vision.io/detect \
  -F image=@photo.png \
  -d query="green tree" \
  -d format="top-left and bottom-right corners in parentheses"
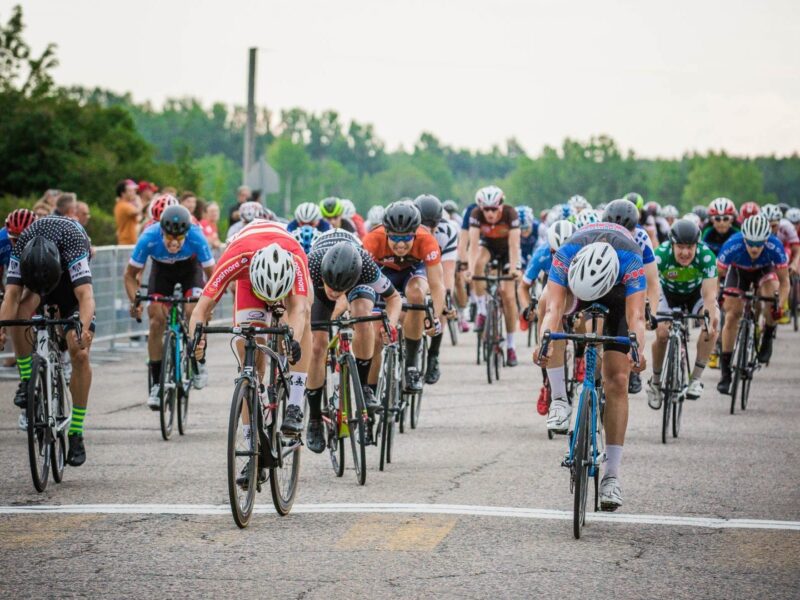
top-left (0, 5), bottom-right (58, 97)
top-left (682, 153), bottom-right (767, 206)
top-left (194, 153), bottom-right (240, 204)
top-left (267, 137), bottom-right (310, 215)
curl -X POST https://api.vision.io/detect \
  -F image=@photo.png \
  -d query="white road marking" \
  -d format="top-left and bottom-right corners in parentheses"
top-left (1, 503), bottom-right (798, 531)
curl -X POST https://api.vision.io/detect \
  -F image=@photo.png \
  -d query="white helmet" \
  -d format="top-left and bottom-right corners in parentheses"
top-left (761, 203), bottom-right (782, 223)
top-left (547, 220), bottom-right (577, 251)
top-left (567, 195), bottom-right (591, 211)
top-left (575, 210), bottom-right (600, 229)
top-left (365, 205), bottom-right (385, 231)
top-left (709, 197), bottom-right (736, 218)
top-left (340, 199), bottom-right (357, 218)
top-left (568, 242), bottom-right (620, 301)
top-left (312, 227), bottom-right (362, 251)
top-left (249, 243), bottom-right (296, 303)
top-left (741, 215), bottom-right (771, 244)
top-left (662, 205), bottom-right (679, 219)
top-left (239, 201), bottom-right (264, 224)
top-left (785, 207), bottom-right (800, 224)
top-left (682, 213), bottom-right (702, 227)
top-left (294, 202), bottom-right (321, 224)
top-left (475, 185), bottom-right (504, 208)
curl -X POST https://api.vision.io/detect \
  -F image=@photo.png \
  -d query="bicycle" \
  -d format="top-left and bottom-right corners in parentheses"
top-left (723, 290), bottom-right (778, 414)
top-left (0, 308), bottom-right (80, 493)
top-left (540, 304), bottom-right (639, 539)
top-left (473, 263), bottom-right (515, 384)
top-left (313, 312), bottom-right (389, 485)
top-left (401, 300), bottom-right (434, 429)
top-left (445, 289), bottom-right (458, 346)
top-left (654, 308), bottom-right (709, 444)
top-left (135, 284), bottom-right (198, 440)
top-left (789, 272), bottom-right (799, 332)
top-left (195, 320), bottom-right (300, 527)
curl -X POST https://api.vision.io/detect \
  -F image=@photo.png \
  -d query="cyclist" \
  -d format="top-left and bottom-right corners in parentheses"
top-left (703, 197), bottom-right (740, 255)
top-left (567, 195), bottom-right (591, 214)
top-left (519, 220), bottom-right (576, 415)
top-left (189, 220), bottom-right (312, 433)
top-left (124, 205), bottom-right (216, 408)
top-left (737, 201), bottom-right (760, 226)
top-left (662, 205), bottom-right (679, 227)
top-left (646, 219), bottom-right (719, 408)
top-left (362, 202), bottom-right (445, 391)
top-left (534, 222), bottom-right (647, 511)
top-left (786, 207), bottom-right (800, 236)
top-left (1, 209), bottom-right (37, 284)
top-left (320, 197), bottom-right (357, 235)
top-left (464, 185), bottom-right (522, 366)
top-left (716, 215), bottom-right (789, 394)
top-left (341, 199), bottom-right (366, 237)
top-left (442, 200), bottom-right (461, 226)
top-left (226, 201), bottom-right (265, 241)
top-left (762, 203), bottom-right (800, 273)
top-left (287, 202), bottom-right (332, 234)
top-left (625, 192), bottom-right (657, 247)
top-left (365, 205), bottom-right (386, 232)
top-left (603, 198), bottom-right (661, 394)
top-left (304, 235), bottom-right (402, 453)
top-left (291, 225), bottom-right (322, 254)
top-left (0, 215), bottom-right (95, 467)
top-left (142, 193), bottom-right (179, 229)
top-left (415, 194), bottom-right (458, 383)
top-left (516, 206), bottom-right (540, 270)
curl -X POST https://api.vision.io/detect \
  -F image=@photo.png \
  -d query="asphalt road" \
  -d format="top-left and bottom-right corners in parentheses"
top-left (1, 324), bottom-right (799, 599)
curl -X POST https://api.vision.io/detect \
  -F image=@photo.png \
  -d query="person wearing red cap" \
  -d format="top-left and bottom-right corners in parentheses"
top-left (114, 179), bottom-right (142, 244)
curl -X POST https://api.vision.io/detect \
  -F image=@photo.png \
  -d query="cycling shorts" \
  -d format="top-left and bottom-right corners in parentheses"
top-left (723, 266), bottom-right (777, 296)
top-left (384, 263), bottom-right (427, 295)
top-left (40, 274), bottom-right (96, 333)
top-left (310, 285), bottom-right (378, 332)
top-left (478, 241), bottom-right (518, 274)
top-left (147, 258), bottom-right (205, 299)
top-left (658, 288), bottom-right (703, 315)
top-left (569, 284), bottom-right (629, 354)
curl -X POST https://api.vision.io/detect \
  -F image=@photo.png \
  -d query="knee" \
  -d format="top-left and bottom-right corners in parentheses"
top-left (655, 325), bottom-right (669, 342)
top-left (311, 333), bottom-right (328, 357)
top-left (604, 371), bottom-right (629, 396)
top-left (405, 283), bottom-right (425, 303)
top-left (70, 348), bottom-right (90, 369)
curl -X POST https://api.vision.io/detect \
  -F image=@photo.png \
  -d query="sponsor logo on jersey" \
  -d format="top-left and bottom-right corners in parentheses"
top-left (69, 258), bottom-right (91, 281)
top-left (623, 266), bottom-right (646, 283)
top-left (208, 259), bottom-right (242, 293)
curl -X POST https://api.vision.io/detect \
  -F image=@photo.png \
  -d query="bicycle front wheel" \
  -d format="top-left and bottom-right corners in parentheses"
top-left (344, 357), bottom-right (367, 485)
top-left (573, 392), bottom-right (591, 539)
top-left (741, 325), bottom-right (756, 411)
top-left (730, 321), bottom-right (749, 415)
top-left (177, 336), bottom-right (192, 436)
top-left (227, 380), bottom-right (257, 528)
top-left (51, 364), bottom-right (70, 483)
top-left (159, 330), bottom-right (177, 440)
top-left (269, 376), bottom-right (301, 515)
top-left (411, 338), bottom-right (426, 429)
top-left (484, 305), bottom-right (494, 384)
top-left (661, 339), bottom-right (677, 444)
top-left (448, 317), bottom-right (458, 346)
top-left (378, 348), bottom-right (396, 471)
top-left (27, 356), bottom-right (51, 492)
top-left (672, 344), bottom-right (687, 439)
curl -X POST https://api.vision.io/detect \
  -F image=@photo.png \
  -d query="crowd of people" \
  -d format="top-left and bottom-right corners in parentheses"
top-left (2, 182), bottom-right (798, 511)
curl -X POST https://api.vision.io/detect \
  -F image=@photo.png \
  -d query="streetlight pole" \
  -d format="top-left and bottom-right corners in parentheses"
top-left (242, 47), bottom-right (257, 184)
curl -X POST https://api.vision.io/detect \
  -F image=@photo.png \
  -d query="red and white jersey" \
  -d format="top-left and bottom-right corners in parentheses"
top-left (202, 221), bottom-right (309, 302)
top-left (775, 218), bottom-right (800, 254)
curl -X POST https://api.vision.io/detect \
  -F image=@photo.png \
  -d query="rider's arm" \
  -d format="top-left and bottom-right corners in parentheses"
top-left (777, 267), bottom-right (790, 307)
top-left (701, 277), bottom-right (720, 330)
top-left (508, 228), bottom-right (521, 275)
top-left (456, 228), bottom-right (469, 264)
top-left (189, 295), bottom-right (215, 340)
top-left (284, 293), bottom-right (310, 343)
top-left (73, 283), bottom-right (95, 345)
top-left (467, 227), bottom-right (481, 275)
top-left (427, 262), bottom-right (446, 319)
top-left (384, 289), bottom-right (403, 328)
top-left (123, 264), bottom-right (143, 303)
top-left (625, 290), bottom-right (647, 360)
top-left (644, 262), bottom-right (660, 316)
top-left (0, 283), bottom-right (21, 322)
top-left (539, 281), bottom-right (566, 338)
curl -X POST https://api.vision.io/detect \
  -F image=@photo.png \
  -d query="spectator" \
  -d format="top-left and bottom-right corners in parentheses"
top-left (162, 186), bottom-right (178, 196)
top-left (53, 193), bottom-right (77, 219)
top-left (137, 181), bottom-right (158, 206)
top-left (179, 192), bottom-right (201, 223)
top-left (200, 202), bottom-right (222, 250)
top-left (38, 189), bottom-right (61, 209)
top-left (32, 200), bottom-right (53, 218)
top-left (76, 202), bottom-right (91, 227)
top-left (114, 179), bottom-right (142, 244)
top-left (228, 185), bottom-right (252, 226)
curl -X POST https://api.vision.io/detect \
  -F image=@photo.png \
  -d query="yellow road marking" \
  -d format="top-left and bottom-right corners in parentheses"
top-left (0, 515), bottom-right (99, 548)
top-left (337, 515), bottom-right (457, 551)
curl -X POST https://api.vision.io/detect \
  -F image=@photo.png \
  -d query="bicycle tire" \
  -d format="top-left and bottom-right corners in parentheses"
top-left (485, 303), bottom-right (494, 384)
top-left (411, 338), bottom-right (425, 429)
top-left (494, 306), bottom-right (503, 381)
top-left (672, 343), bottom-right (687, 439)
top-left (730, 321), bottom-right (748, 415)
top-left (448, 317), bottom-right (458, 346)
top-left (573, 391), bottom-right (591, 539)
top-left (269, 375), bottom-right (301, 515)
top-left (51, 364), bottom-right (69, 484)
top-left (378, 348), bottom-right (395, 471)
top-left (323, 368), bottom-right (345, 477)
top-left (227, 379), bottom-right (257, 528)
top-left (476, 330), bottom-right (482, 364)
top-left (344, 357), bottom-right (367, 485)
top-left (27, 356), bottom-right (50, 492)
top-left (159, 330), bottom-right (177, 440)
top-left (741, 325), bottom-right (756, 411)
top-left (661, 339), bottom-right (676, 444)
top-left (177, 335), bottom-right (191, 436)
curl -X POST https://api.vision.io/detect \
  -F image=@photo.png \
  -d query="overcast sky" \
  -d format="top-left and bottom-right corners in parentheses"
top-left (10, 0), bottom-right (800, 157)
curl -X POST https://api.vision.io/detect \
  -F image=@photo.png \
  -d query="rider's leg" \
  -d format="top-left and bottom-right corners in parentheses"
top-left (757, 276), bottom-right (780, 362)
top-left (66, 325), bottom-right (93, 423)
top-left (501, 279), bottom-right (518, 343)
top-left (602, 350), bottom-right (630, 478)
top-left (147, 302), bottom-right (167, 384)
top-left (651, 322), bottom-right (670, 385)
top-left (350, 296), bottom-right (377, 395)
top-left (403, 276), bottom-right (429, 369)
top-left (472, 247), bottom-right (491, 317)
top-left (10, 290), bottom-right (38, 400)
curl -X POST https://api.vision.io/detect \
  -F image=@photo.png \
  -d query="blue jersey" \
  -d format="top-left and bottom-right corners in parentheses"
top-left (286, 219), bottom-right (331, 234)
top-left (549, 223), bottom-right (646, 297)
top-left (716, 232), bottom-right (788, 272)
top-left (523, 243), bottom-right (552, 284)
top-left (0, 228), bottom-right (12, 268)
top-left (633, 225), bottom-right (655, 265)
top-left (461, 203), bottom-right (477, 231)
top-left (129, 222), bottom-right (215, 268)
top-left (520, 232), bottom-right (537, 268)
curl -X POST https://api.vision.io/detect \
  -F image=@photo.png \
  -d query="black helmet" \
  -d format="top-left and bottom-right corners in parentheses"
top-left (692, 205), bottom-right (708, 222)
top-left (413, 194), bottom-right (443, 227)
top-left (777, 202), bottom-right (790, 216)
top-left (160, 205), bottom-right (192, 236)
top-left (603, 199), bottom-right (639, 231)
top-left (669, 218), bottom-right (701, 245)
top-left (321, 241), bottom-right (362, 291)
top-left (20, 236), bottom-right (62, 294)
top-left (383, 201), bottom-right (421, 234)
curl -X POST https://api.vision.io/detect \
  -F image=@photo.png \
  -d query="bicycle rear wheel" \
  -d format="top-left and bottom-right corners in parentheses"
top-left (741, 327), bottom-right (756, 411)
top-left (27, 356), bottom-right (51, 492)
top-left (51, 364), bottom-right (69, 484)
top-left (573, 392), bottom-right (591, 539)
top-left (661, 339), bottom-right (677, 444)
top-left (448, 317), bottom-right (458, 346)
top-left (484, 305), bottom-right (494, 384)
top-left (344, 358), bottom-right (367, 485)
top-left (227, 379), bottom-right (257, 528)
top-left (672, 345), bottom-right (686, 439)
top-left (378, 349), bottom-right (396, 471)
top-left (730, 322), bottom-right (748, 415)
top-left (159, 330), bottom-right (177, 440)
top-left (177, 337), bottom-right (192, 436)
top-left (269, 375), bottom-right (301, 515)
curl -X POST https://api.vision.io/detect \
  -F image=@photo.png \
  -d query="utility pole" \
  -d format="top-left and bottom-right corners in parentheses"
top-left (242, 47), bottom-right (257, 183)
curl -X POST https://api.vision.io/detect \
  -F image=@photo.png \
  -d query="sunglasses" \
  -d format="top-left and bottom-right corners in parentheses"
top-left (745, 240), bottom-right (765, 248)
top-left (163, 233), bottom-right (186, 242)
top-left (482, 206), bottom-right (500, 213)
top-left (388, 233), bottom-right (415, 243)
top-left (712, 215), bottom-right (732, 222)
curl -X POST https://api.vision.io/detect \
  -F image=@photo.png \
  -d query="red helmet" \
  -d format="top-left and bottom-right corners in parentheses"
top-left (738, 201), bottom-right (760, 224)
top-left (5, 209), bottom-right (37, 238)
top-left (148, 194), bottom-right (179, 222)
top-left (708, 197), bottom-right (736, 217)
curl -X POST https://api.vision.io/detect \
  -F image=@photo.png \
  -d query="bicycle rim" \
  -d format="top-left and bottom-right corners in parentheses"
top-left (485, 307), bottom-right (494, 384)
top-left (51, 365), bottom-right (68, 483)
top-left (177, 336), bottom-right (191, 435)
top-left (448, 318), bottom-right (458, 346)
top-left (741, 331), bottom-right (755, 411)
top-left (159, 330), bottom-right (176, 440)
top-left (573, 395), bottom-right (590, 539)
top-left (270, 379), bottom-right (301, 515)
top-left (378, 350), bottom-right (394, 471)
top-left (27, 357), bottom-right (50, 492)
top-left (730, 323), bottom-right (748, 414)
top-left (344, 360), bottom-right (367, 485)
top-left (227, 380), bottom-right (257, 528)
top-left (661, 340), bottom-right (676, 444)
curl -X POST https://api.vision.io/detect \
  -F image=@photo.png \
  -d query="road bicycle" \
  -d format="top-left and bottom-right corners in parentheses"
top-left (723, 290), bottom-right (778, 414)
top-left (540, 304), bottom-right (639, 539)
top-left (375, 320), bottom-right (403, 471)
top-left (401, 300), bottom-right (434, 429)
top-left (473, 262), bottom-right (515, 384)
top-left (654, 308), bottom-right (709, 443)
top-left (195, 320), bottom-right (300, 527)
top-left (0, 308), bottom-right (80, 492)
top-left (312, 312), bottom-right (389, 485)
top-left (789, 272), bottom-right (799, 332)
top-left (445, 289), bottom-right (458, 346)
top-left (135, 284), bottom-right (198, 440)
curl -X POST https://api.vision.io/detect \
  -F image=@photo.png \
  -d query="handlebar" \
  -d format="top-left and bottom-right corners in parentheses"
top-left (133, 290), bottom-right (198, 323)
top-left (402, 300), bottom-right (435, 329)
top-left (0, 311), bottom-right (82, 345)
top-left (311, 310), bottom-right (391, 336)
top-left (539, 329), bottom-right (640, 367)
top-left (471, 275), bottom-right (516, 282)
top-left (721, 289), bottom-right (779, 305)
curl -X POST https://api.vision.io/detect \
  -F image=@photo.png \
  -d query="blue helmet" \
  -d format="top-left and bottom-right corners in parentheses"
top-left (292, 225), bottom-right (321, 254)
top-left (515, 205), bottom-right (534, 231)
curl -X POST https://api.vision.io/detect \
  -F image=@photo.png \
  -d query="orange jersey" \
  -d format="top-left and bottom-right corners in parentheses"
top-left (202, 221), bottom-right (309, 302)
top-left (362, 225), bottom-right (441, 271)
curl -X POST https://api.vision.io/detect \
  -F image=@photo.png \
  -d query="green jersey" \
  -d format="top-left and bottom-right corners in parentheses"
top-left (654, 241), bottom-right (717, 295)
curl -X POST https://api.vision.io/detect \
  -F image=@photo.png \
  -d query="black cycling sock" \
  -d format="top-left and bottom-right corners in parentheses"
top-left (368, 383), bottom-right (377, 393)
top-left (405, 337), bottom-right (421, 368)
top-left (306, 386), bottom-right (323, 420)
top-left (574, 342), bottom-right (586, 359)
top-left (355, 358), bottom-right (372, 387)
top-left (149, 360), bottom-right (162, 384)
top-left (428, 332), bottom-right (443, 358)
top-left (720, 352), bottom-right (732, 375)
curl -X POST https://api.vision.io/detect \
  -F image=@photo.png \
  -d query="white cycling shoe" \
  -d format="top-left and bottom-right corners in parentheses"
top-left (646, 380), bottom-right (662, 410)
top-left (546, 398), bottom-right (571, 433)
top-left (192, 362), bottom-right (208, 390)
top-left (685, 379), bottom-right (703, 400)
top-left (599, 475), bottom-right (623, 511)
top-left (147, 384), bottom-right (161, 410)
